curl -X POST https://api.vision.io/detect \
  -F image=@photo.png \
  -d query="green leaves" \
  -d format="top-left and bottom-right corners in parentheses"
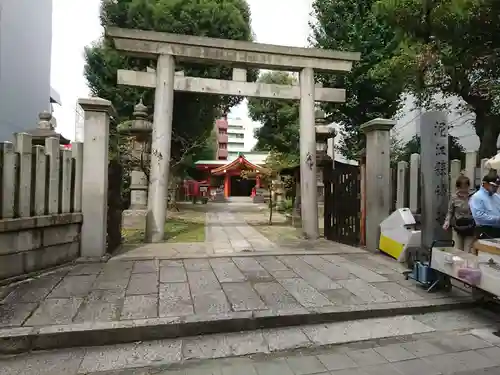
top-left (248, 72), bottom-right (300, 156)
top-left (311, 0), bottom-right (405, 161)
top-left (85, 0), bottom-right (256, 163)
top-left (375, 0), bottom-right (500, 157)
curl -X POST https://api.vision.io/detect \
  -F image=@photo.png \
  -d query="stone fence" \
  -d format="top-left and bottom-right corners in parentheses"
top-left (0, 134), bottom-right (83, 281)
top-left (0, 97), bottom-right (115, 282)
top-left (390, 151), bottom-right (489, 213)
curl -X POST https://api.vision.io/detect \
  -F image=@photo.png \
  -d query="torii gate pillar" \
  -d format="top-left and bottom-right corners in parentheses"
top-left (299, 67), bottom-right (319, 239)
top-left (147, 54), bottom-right (175, 242)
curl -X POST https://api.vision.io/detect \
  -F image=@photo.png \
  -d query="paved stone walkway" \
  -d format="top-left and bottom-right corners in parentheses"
top-left (2, 309), bottom-right (500, 374)
top-left (114, 201), bottom-right (339, 260)
top-left (205, 210), bottom-right (277, 253)
top-left (0, 253), bottom-right (469, 331)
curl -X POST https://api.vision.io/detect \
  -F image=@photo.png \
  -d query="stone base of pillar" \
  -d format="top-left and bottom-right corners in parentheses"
top-left (213, 191), bottom-right (227, 202)
top-left (253, 195), bottom-right (265, 203)
top-left (122, 209), bottom-right (147, 230)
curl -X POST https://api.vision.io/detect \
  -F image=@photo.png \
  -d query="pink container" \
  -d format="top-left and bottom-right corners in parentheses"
top-left (457, 268), bottom-right (482, 285)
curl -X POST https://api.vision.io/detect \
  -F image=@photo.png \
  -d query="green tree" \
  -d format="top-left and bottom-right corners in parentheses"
top-left (241, 151), bottom-right (297, 224)
top-left (392, 134), bottom-right (465, 165)
top-left (375, 0), bottom-right (500, 158)
top-left (85, 0), bottom-right (257, 164)
top-left (310, 0), bottom-right (406, 160)
top-left (247, 72), bottom-right (300, 156)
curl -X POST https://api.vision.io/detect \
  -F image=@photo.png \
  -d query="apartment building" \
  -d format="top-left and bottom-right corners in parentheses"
top-left (0, 0), bottom-right (60, 141)
top-left (215, 116), bottom-right (257, 160)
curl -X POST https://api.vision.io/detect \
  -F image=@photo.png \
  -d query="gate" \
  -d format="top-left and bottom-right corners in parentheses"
top-left (324, 162), bottom-right (361, 246)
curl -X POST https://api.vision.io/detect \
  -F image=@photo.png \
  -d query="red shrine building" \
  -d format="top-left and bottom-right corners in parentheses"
top-left (192, 116), bottom-right (269, 198)
top-left (194, 153), bottom-right (269, 198)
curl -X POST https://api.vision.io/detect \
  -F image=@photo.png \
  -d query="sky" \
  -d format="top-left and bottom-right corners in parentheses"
top-left (50, 0), bottom-right (478, 151)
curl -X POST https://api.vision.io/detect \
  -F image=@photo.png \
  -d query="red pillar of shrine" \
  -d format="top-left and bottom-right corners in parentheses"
top-left (224, 174), bottom-right (230, 198)
top-left (256, 175), bottom-right (261, 188)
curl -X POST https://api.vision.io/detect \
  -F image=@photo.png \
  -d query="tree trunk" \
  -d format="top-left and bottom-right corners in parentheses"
top-left (268, 187), bottom-right (273, 225)
top-left (476, 112), bottom-right (500, 159)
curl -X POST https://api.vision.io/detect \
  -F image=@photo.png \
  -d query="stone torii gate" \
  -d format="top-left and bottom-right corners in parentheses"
top-left (106, 27), bottom-right (360, 242)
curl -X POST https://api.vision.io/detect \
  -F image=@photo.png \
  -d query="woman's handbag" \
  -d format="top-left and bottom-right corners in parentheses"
top-left (452, 217), bottom-right (476, 236)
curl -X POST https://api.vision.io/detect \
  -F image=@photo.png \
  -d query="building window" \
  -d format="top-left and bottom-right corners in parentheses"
top-left (219, 143), bottom-right (227, 149)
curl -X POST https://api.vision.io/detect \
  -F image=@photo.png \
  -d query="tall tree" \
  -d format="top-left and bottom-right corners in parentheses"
top-left (375, 0), bottom-right (500, 158)
top-left (247, 72), bottom-right (300, 156)
top-left (85, 0), bottom-right (257, 164)
top-left (310, 0), bottom-right (406, 160)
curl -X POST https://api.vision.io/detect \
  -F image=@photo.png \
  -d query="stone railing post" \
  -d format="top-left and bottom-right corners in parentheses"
top-left (409, 153), bottom-right (420, 213)
top-left (360, 118), bottom-right (395, 252)
top-left (465, 151), bottom-right (477, 188)
top-left (396, 161), bottom-right (408, 209)
top-left (79, 97), bottom-right (115, 259)
top-left (450, 159), bottom-right (461, 195)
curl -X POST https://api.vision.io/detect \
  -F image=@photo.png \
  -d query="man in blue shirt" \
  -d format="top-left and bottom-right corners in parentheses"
top-left (469, 174), bottom-right (500, 237)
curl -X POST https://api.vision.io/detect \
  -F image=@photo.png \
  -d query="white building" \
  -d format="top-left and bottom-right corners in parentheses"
top-left (226, 116), bottom-right (258, 158)
top-left (393, 94), bottom-right (478, 151)
top-left (0, 0), bottom-right (60, 141)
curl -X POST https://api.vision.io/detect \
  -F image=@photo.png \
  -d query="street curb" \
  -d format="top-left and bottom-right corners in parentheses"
top-left (0, 297), bottom-right (475, 354)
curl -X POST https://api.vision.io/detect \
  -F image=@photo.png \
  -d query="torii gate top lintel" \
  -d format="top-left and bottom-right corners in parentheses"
top-left (106, 27), bottom-right (360, 72)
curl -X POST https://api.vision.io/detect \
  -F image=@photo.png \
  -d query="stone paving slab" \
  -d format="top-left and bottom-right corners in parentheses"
top-left (2, 310), bottom-right (500, 375)
top-left (0, 254), bottom-right (476, 353)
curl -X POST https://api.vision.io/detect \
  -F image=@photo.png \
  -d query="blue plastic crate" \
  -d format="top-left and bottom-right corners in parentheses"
top-left (409, 261), bottom-right (436, 285)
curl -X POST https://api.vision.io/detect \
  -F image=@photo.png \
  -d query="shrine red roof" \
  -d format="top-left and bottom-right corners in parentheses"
top-left (211, 155), bottom-right (269, 175)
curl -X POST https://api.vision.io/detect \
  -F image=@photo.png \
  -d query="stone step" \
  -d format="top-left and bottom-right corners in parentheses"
top-left (0, 297), bottom-right (475, 354)
top-left (4, 309), bottom-right (500, 375)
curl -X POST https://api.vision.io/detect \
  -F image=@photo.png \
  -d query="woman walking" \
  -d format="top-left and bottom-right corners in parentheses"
top-left (443, 175), bottom-right (475, 252)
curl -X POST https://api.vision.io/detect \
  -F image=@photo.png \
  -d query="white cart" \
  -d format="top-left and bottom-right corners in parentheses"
top-left (379, 208), bottom-right (421, 262)
top-left (430, 239), bottom-right (500, 298)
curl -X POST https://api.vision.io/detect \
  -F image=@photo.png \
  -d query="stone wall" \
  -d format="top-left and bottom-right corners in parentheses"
top-left (0, 213), bottom-right (82, 280)
top-left (0, 132), bottom-right (84, 281)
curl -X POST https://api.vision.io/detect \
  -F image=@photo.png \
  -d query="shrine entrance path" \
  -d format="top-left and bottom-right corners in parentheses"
top-left (114, 199), bottom-right (357, 260)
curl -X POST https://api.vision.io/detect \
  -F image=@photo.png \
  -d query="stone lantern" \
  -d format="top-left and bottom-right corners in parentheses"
top-left (118, 100), bottom-right (152, 230)
top-left (315, 109), bottom-right (335, 201)
top-left (25, 111), bottom-right (70, 146)
top-left (315, 109), bottom-right (335, 164)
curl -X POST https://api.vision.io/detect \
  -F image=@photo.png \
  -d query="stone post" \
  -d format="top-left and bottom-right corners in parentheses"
top-left (79, 97), bottom-right (115, 259)
top-left (360, 118), bottom-right (395, 252)
top-left (396, 161), bottom-right (408, 209)
top-left (480, 158), bottom-right (489, 177)
top-left (409, 153), bottom-right (420, 213)
top-left (465, 151), bottom-right (477, 188)
top-left (147, 54), bottom-right (175, 243)
top-left (450, 159), bottom-right (461, 195)
top-left (420, 111), bottom-right (451, 250)
top-left (299, 67), bottom-right (318, 239)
